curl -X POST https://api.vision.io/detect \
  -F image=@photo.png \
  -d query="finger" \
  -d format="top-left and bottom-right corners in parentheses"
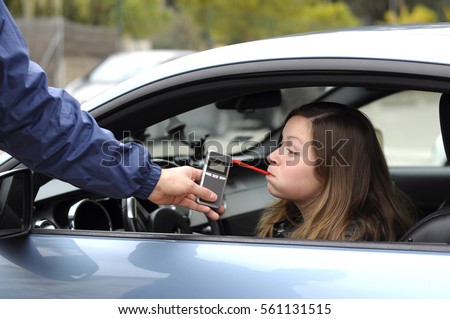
top-left (193, 203), bottom-right (225, 220)
top-left (215, 205), bottom-right (226, 215)
top-left (186, 166), bottom-right (203, 182)
top-left (185, 194), bottom-right (225, 215)
top-left (194, 205), bottom-right (222, 221)
top-left (204, 210), bottom-right (221, 221)
top-left (186, 194), bottom-right (197, 201)
top-left (178, 197), bottom-right (221, 220)
top-left (191, 183), bottom-right (218, 203)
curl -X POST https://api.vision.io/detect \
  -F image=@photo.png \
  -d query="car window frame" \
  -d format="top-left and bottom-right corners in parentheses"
top-left (17, 58), bottom-right (450, 254)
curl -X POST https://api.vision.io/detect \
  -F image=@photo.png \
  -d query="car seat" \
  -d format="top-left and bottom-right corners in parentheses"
top-left (400, 206), bottom-right (450, 243)
top-left (400, 93), bottom-right (450, 244)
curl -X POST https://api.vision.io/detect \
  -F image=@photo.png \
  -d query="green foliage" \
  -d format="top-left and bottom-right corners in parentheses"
top-left (174, 0), bottom-right (360, 45)
top-left (384, 4), bottom-right (438, 24)
top-left (3, 0), bottom-right (23, 16)
top-left (444, 6), bottom-right (450, 21)
top-left (63, 0), bottom-right (116, 25)
top-left (5, 0), bottom-right (447, 50)
top-left (343, 0), bottom-right (388, 24)
top-left (5, 0), bottom-right (173, 39)
top-left (151, 13), bottom-right (204, 50)
top-left (119, 0), bottom-right (173, 39)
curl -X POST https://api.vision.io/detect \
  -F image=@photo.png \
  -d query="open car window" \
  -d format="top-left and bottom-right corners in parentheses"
top-left (31, 85), bottom-right (450, 244)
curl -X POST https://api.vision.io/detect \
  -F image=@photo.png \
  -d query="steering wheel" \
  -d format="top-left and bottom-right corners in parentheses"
top-left (121, 159), bottom-right (223, 235)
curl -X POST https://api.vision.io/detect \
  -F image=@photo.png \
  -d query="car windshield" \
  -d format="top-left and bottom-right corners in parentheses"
top-left (143, 87), bottom-right (326, 158)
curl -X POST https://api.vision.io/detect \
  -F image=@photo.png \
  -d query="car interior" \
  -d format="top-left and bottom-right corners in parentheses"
top-left (18, 81), bottom-right (450, 245)
top-left (399, 93), bottom-right (450, 244)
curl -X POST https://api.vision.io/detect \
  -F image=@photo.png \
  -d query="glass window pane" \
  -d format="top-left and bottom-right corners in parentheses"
top-left (361, 91), bottom-right (441, 167)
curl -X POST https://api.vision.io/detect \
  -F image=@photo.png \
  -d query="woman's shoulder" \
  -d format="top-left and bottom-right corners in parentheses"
top-left (272, 215), bottom-right (303, 238)
top-left (345, 223), bottom-right (357, 240)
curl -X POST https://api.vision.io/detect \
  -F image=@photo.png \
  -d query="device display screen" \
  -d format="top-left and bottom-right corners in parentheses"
top-left (208, 158), bottom-right (227, 174)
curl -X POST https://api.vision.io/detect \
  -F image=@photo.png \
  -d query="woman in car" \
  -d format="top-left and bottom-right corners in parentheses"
top-left (257, 102), bottom-right (416, 241)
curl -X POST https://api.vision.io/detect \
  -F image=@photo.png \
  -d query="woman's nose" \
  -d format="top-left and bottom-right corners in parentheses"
top-left (267, 148), bottom-right (278, 164)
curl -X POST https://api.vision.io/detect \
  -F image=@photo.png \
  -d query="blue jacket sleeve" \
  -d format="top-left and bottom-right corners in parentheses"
top-left (0, 1), bottom-right (161, 199)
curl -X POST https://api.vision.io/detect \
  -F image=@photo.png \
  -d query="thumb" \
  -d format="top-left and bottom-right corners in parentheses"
top-left (193, 183), bottom-right (218, 203)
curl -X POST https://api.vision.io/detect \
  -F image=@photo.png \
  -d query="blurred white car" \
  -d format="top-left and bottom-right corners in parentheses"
top-left (65, 49), bottom-right (194, 103)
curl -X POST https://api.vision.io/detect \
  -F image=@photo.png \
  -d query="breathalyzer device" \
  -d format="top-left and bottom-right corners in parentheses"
top-left (196, 150), bottom-right (231, 209)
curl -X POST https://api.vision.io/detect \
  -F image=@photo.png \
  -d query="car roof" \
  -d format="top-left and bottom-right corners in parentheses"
top-left (170, 24), bottom-right (450, 66)
top-left (81, 23), bottom-right (450, 111)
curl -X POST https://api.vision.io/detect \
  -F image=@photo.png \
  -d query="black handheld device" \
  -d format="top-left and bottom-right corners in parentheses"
top-left (196, 150), bottom-right (231, 209)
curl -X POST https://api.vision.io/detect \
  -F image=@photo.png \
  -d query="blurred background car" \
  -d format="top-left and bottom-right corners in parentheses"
top-left (65, 49), bottom-right (194, 103)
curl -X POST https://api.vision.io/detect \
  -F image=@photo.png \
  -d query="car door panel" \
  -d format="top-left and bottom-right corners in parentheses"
top-left (0, 232), bottom-right (449, 298)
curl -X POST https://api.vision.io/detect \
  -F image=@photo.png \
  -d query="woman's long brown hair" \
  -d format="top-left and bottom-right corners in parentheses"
top-left (257, 102), bottom-right (416, 241)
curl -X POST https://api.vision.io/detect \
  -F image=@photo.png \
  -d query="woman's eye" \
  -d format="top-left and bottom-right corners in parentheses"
top-left (278, 141), bottom-right (300, 156)
top-left (287, 148), bottom-right (300, 156)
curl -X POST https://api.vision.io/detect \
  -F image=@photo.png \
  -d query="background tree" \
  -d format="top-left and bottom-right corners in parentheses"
top-left (340, 0), bottom-right (448, 24)
top-left (118, 0), bottom-right (173, 39)
top-left (5, 0), bottom-right (450, 50)
top-left (341, 0), bottom-right (388, 24)
top-left (151, 12), bottom-right (204, 50)
top-left (174, 0), bottom-right (360, 47)
top-left (5, 0), bottom-right (173, 40)
top-left (390, 0), bottom-right (450, 21)
top-left (384, 3), bottom-right (438, 24)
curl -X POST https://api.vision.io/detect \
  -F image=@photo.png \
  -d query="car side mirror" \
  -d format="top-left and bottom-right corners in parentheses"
top-left (0, 168), bottom-right (32, 238)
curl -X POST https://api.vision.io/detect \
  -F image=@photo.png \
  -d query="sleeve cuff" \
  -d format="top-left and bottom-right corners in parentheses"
top-left (132, 163), bottom-right (162, 199)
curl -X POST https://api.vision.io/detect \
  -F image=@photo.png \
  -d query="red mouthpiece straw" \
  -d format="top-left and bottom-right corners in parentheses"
top-left (232, 159), bottom-right (270, 175)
